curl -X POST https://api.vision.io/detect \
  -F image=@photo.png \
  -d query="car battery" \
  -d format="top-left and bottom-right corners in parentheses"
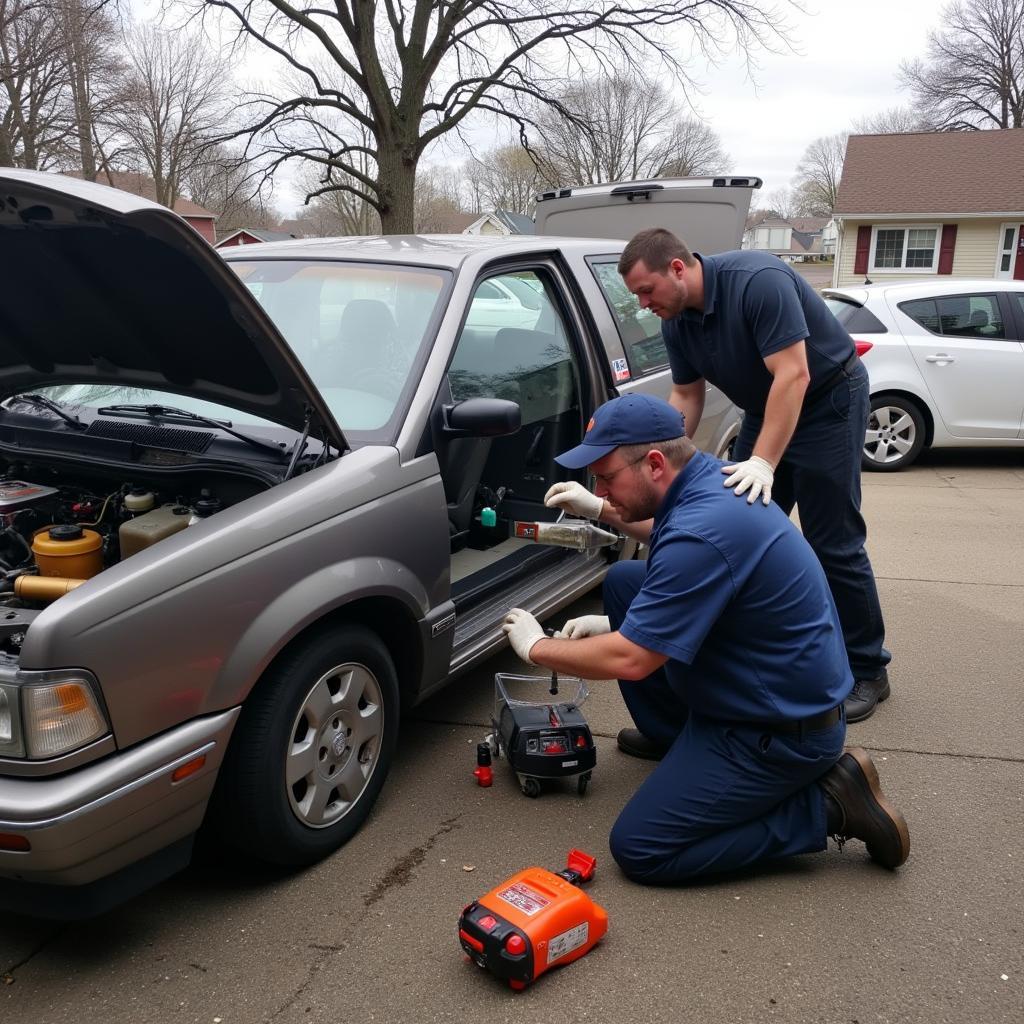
top-left (458, 849), bottom-right (608, 990)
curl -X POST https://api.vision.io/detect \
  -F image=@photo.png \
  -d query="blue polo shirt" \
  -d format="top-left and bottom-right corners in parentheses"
top-left (664, 250), bottom-right (856, 415)
top-left (619, 452), bottom-right (852, 721)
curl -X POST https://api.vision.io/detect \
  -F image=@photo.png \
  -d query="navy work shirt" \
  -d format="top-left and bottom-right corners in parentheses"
top-left (619, 451), bottom-right (853, 721)
top-left (664, 250), bottom-right (856, 415)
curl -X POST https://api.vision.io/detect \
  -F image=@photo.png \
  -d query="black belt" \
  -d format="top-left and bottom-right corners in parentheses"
top-left (752, 706), bottom-right (843, 736)
top-left (805, 350), bottom-right (859, 405)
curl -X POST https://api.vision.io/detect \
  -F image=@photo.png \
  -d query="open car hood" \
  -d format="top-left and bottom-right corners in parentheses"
top-left (0, 169), bottom-right (346, 449)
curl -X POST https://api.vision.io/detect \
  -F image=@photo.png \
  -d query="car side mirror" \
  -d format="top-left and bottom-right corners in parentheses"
top-left (441, 398), bottom-right (521, 438)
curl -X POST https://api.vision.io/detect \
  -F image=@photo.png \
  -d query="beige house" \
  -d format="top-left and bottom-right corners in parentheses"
top-left (832, 129), bottom-right (1024, 287)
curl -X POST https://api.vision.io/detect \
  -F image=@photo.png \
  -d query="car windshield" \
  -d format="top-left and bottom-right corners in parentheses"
top-left (229, 259), bottom-right (450, 433)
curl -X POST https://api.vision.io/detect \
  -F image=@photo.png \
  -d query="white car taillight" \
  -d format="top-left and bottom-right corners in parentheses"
top-left (22, 680), bottom-right (107, 758)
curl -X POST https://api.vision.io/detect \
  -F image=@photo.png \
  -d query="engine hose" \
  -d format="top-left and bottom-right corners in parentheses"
top-left (2, 526), bottom-right (32, 566)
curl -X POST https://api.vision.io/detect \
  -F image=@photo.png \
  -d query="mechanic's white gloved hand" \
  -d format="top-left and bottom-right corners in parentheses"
top-left (721, 456), bottom-right (775, 506)
top-left (543, 481), bottom-right (604, 520)
top-left (558, 614), bottom-right (611, 640)
top-left (502, 608), bottom-right (546, 665)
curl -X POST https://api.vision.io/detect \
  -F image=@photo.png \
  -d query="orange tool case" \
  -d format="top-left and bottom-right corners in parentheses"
top-left (458, 849), bottom-right (608, 990)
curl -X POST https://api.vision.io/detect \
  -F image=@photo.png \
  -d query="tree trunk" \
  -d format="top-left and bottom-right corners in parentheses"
top-left (376, 145), bottom-right (417, 234)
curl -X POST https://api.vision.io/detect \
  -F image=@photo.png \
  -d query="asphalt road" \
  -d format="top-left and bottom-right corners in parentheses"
top-left (3, 450), bottom-right (1023, 1024)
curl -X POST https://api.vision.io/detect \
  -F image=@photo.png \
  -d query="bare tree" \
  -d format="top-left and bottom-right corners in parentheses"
top-left (414, 164), bottom-right (469, 231)
top-left (0, 0), bottom-right (74, 168)
top-left (463, 142), bottom-right (541, 215)
top-left (107, 22), bottom-right (227, 208)
top-left (792, 132), bottom-right (847, 214)
top-left (659, 117), bottom-right (732, 176)
top-left (196, 0), bottom-right (791, 233)
top-left (531, 72), bottom-right (730, 186)
top-left (900, 0), bottom-right (1024, 130)
top-left (759, 186), bottom-right (795, 220)
top-left (852, 105), bottom-right (924, 134)
top-left (56, 0), bottom-right (126, 180)
top-left (185, 144), bottom-right (279, 235)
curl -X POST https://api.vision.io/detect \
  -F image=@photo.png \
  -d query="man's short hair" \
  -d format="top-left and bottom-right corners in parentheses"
top-left (618, 436), bottom-right (696, 471)
top-left (618, 228), bottom-right (696, 276)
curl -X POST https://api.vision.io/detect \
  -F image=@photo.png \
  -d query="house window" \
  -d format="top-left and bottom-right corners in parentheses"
top-left (870, 225), bottom-right (939, 272)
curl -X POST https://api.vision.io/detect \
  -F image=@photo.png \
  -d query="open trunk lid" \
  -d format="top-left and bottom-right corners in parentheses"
top-left (534, 176), bottom-right (762, 253)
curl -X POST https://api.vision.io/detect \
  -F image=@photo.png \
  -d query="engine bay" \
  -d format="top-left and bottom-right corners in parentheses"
top-left (0, 461), bottom-right (266, 647)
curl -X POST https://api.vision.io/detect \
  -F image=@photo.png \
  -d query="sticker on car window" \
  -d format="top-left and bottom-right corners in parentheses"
top-left (611, 357), bottom-right (630, 382)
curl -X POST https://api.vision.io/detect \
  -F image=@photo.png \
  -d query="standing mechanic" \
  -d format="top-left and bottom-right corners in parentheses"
top-left (503, 394), bottom-right (909, 884)
top-left (618, 228), bottom-right (889, 723)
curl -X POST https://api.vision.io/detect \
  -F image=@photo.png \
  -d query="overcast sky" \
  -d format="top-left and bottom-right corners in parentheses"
top-left (693, 0), bottom-right (940, 196)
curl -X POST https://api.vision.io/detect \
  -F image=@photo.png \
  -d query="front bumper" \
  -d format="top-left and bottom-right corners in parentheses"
top-left (0, 707), bottom-right (239, 913)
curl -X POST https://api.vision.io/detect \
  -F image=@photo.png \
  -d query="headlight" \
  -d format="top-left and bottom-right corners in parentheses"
top-left (0, 674), bottom-right (109, 760)
top-left (0, 683), bottom-right (25, 757)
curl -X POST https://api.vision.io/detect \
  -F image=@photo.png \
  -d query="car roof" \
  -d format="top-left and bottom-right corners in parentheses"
top-left (826, 278), bottom-right (1024, 305)
top-left (219, 233), bottom-right (627, 269)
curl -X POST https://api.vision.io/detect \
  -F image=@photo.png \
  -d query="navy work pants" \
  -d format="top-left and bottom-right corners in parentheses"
top-left (733, 362), bottom-right (889, 681)
top-left (604, 561), bottom-right (845, 884)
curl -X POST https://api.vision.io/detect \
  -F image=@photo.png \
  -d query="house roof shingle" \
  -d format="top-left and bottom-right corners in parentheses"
top-left (834, 129), bottom-right (1024, 216)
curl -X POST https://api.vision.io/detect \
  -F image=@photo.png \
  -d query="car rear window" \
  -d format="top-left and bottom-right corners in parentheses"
top-left (898, 294), bottom-right (1005, 339)
top-left (823, 297), bottom-right (887, 334)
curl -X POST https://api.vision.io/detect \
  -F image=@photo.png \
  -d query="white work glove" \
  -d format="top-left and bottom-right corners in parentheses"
top-left (543, 481), bottom-right (604, 520)
top-left (558, 614), bottom-right (611, 640)
top-left (502, 608), bottom-right (546, 665)
top-left (721, 456), bottom-right (775, 506)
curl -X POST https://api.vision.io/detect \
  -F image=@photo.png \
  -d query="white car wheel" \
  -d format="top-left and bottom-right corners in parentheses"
top-left (863, 395), bottom-right (926, 471)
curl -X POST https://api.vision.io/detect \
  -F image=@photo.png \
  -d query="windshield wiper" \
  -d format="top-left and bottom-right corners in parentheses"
top-left (96, 403), bottom-right (287, 457)
top-left (7, 394), bottom-right (86, 430)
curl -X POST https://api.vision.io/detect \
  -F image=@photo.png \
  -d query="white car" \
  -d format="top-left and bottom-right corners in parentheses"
top-left (823, 279), bottom-right (1024, 470)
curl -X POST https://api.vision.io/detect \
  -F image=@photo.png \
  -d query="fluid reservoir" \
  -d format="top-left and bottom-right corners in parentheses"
top-left (124, 487), bottom-right (156, 515)
top-left (118, 504), bottom-right (192, 558)
top-left (32, 524), bottom-right (104, 579)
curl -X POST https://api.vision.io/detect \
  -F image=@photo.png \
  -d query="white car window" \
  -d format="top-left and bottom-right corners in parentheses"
top-left (589, 260), bottom-right (668, 376)
top-left (899, 294), bottom-right (1005, 339)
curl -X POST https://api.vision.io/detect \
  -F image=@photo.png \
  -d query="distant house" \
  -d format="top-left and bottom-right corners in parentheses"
top-left (215, 228), bottom-right (298, 249)
top-left (743, 213), bottom-right (836, 261)
top-left (832, 129), bottom-right (1024, 287)
top-left (463, 209), bottom-right (535, 236)
top-left (83, 170), bottom-right (218, 244)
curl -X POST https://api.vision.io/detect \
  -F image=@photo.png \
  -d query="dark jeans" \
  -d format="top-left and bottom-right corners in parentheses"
top-left (604, 561), bottom-right (845, 884)
top-left (733, 362), bottom-right (889, 681)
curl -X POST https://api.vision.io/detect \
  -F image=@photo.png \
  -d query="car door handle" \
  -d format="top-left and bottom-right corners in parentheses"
top-left (925, 354), bottom-right (955, 363)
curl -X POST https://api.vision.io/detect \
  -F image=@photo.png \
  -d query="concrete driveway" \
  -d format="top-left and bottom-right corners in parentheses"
top-left (3, 451), bottom-right (1023, 1024)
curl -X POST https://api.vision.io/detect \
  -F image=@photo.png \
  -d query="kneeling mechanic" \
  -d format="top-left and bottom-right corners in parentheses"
top-left (502, 393), bottom-right (909, 884)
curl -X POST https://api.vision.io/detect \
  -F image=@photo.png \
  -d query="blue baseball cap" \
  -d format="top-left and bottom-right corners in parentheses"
top-left (555, 394), bottom-right (686, 469)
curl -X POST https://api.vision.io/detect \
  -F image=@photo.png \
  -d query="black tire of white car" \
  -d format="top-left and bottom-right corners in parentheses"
top-left (863, 393), bottom-right (927, 472)
top-left (211, 624), bottom-right (400, 866)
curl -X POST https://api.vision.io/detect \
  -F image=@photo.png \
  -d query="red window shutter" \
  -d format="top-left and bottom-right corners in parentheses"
top-left (937, 224), bottom-right (957, 274)
top-left (854, 225), bottom-right (871, 275)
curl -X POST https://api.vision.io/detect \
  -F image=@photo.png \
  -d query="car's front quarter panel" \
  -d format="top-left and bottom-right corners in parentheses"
top-left (16, 446), bottom-right (450, 750)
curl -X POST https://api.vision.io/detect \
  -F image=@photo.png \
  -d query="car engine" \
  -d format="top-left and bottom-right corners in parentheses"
top-left (0, 465), bottom-right (264, 621)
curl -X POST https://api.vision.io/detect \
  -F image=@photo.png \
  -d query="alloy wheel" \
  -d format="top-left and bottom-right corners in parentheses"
top-left (286, 661), bottom-right (385, 828)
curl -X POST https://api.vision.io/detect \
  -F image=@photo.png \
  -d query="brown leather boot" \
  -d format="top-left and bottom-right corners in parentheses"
top-left (819, 747), bottom-right (910, 868)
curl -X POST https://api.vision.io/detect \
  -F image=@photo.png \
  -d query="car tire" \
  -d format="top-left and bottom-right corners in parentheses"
top-left (863, 394), bottom-right (926, 472)
top-left (211, 624), bottom-right (400, 867)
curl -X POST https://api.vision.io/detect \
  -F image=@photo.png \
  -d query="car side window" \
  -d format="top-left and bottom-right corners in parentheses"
top-left (448, 271), bottom-right (579, 426)
top-left (589, 260), bottom-right (668, 376)
top-left (899, 294), bottom-right (1005, 339)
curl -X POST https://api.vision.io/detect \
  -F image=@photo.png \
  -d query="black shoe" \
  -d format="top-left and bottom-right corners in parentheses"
top-left (844, 669), bottom-right (891, 723)
top-left (616, 728), bottom-right (669, 761)
top-left (819, 747), bottom-right (910, 868)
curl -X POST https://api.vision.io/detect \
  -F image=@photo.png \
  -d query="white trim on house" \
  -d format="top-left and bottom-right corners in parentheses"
top-left (868, 223), bottom-right (941, 275)
top-left (994, 222), bottom-right (1022, 279)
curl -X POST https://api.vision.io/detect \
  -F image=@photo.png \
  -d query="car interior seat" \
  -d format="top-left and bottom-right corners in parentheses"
top-left (321, 299), bottom-right (399, 391)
